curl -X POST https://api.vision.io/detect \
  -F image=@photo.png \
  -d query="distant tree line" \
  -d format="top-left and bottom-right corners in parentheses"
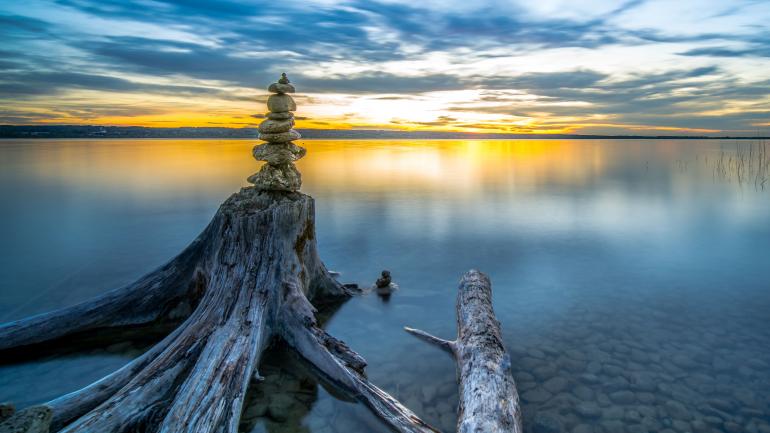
top-left (1, 125), bottom-right (767, 140)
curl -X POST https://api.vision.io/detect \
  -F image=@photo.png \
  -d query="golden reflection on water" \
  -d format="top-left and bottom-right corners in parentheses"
top-left (299, 140), bottom-right (605, 193)
top-left (15, 139), bottom-right (610, 195)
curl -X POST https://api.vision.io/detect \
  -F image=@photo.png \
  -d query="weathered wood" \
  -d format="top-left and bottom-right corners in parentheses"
top-left (406, 270), bottom-right (523, 433)
top-left (0, 233), bottom-right (205, 353)
top-left (278, 282), bottom-right (440, 433)
top-left (1, 188), bottom-right (435, 433)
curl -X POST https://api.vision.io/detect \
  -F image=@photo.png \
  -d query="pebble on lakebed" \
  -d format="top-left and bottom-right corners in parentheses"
top-left (233, 286), bottom-right (770, 433)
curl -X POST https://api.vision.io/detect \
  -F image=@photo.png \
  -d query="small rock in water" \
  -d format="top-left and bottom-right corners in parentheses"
top-left (0, 406), bottom-right (52, 433)
top-left (374, 270), bottom-right (398, 300)
top-left (664, 400), bottom-right (691, 420)
top-left (375, 270), bottom-right (392, 289)
top-left (532, 412), bottom-right (563, 433)
top-left (543, 376), bottom-right (568, 393)
top-left (575, 402), bottom-right (602, 418)
top-left (0, 403), bottom-right (14, 422)
top-left (522, 388), bottom-right (552, 403)
top-left (609, 390), bottom-right (636, 404)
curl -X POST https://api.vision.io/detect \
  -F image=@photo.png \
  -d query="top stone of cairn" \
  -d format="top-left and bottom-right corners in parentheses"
top-left (268, 73), bottom-right (296, 94)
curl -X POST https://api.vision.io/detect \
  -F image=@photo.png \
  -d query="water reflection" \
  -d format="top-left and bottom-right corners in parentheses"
top-left (1, 139), bottom-right (769, 433)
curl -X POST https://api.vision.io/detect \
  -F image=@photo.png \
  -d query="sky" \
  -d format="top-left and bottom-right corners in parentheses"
top-left (1, 0), bottom-right (769, 135)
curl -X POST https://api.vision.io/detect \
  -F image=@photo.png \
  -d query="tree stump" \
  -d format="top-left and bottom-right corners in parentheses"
top-left (0, 188), bottom-right (438, 433)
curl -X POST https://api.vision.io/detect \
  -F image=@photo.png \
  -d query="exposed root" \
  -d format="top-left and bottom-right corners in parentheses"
top-left (1, 188), bottom-right (436, 433)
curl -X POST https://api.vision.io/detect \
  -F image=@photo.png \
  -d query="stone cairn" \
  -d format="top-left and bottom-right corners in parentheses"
top-left (248, 73), bottom-right (306, 191)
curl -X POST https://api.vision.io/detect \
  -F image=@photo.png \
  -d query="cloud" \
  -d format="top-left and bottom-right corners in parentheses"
top-left (296, 72), bottom-right (465, 94)
top-left (0, 0), bottom-right (769, 134)
top-left (679, 45), bottom-right (770, 58)
top-left (0, 70), bottom-right (226, 98)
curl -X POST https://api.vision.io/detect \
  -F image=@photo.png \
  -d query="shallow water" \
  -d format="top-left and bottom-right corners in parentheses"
top-left (0, 138), bottom-right (769, 433)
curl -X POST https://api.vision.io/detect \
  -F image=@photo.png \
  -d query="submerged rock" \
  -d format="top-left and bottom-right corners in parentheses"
top-left (0, 404), bottom-right (14, 423)
top-left (0, 406), bottom-right (51, 433)
top-left (375, 270), bottom-right (392, 289)
top-left (532, 412), bottom-right (563, 433)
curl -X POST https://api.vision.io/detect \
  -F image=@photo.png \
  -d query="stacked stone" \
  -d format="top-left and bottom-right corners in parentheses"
top-left (248, 73), bottom-right (306, 191)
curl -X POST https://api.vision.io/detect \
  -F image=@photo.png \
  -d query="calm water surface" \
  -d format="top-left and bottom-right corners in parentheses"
top-left (1, 139), bottom-right (769, 433)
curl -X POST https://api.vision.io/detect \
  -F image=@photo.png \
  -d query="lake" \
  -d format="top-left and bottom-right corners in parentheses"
top-left (1, 138), bottom-right (769, 433)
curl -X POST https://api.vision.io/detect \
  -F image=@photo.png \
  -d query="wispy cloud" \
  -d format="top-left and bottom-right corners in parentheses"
top-left (0, 0), bottom-right (769, 134)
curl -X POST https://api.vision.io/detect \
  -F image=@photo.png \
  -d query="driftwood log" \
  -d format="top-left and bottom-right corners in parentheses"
top-left (405, 270), bottom-right (523, 433)
top-left (0, 188), bottom-right (439, 433)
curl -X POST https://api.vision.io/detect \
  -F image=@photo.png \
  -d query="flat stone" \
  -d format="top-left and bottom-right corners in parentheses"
top-left (572, 424), bottom-right (596, 433)
top-left (626, 425), bottom-right (650, 433)
top-left (575, 402), bottom-right (602, 418)
top-left (268, 82), bottom-right (296, 94)
top-left (637, 392), bottom-right (656, 404)
top-left (572, 385), bottom-right (594, 400)
top-left (252, 143), bottom-right (306, 165)
top-left (258, 118), bottom-right (294, 134)
top-left (532, 365), bottom-right (556, 381)
top-left (247, 163), bottom-right (301, 191)
top-left (733, 389), bottom-right (757, 406)
top-left (579, 373), bottom-right (600, 384)
top-left (0, 404), bottom-right (14, 422)
top-left (267, 111), bottom-right (293, 120)
top-left (543, 377), bottom-right (569, 394)
top-left (516, 371), bottom-right (535, 382)
top-left (267, 94), bottom-right (296, 112)
top-left (625, 409), bottom-right (643, 423)
top-left (517, 381), bottom-right (537, 391)
top-left (630, 372), bottom-right (657, 392)
top-left (533, 412), bottom-right (563, 433)
top-left (242, 400), bottom-right (268, 418)
top-left (664, 400), bottom-right (691, 420)
top-left (421, 385), bottom-right (437, 401)
top-left (671, 419), bottom-right (690, 431)
top-left (522, 388), bottom-right (552, 403)
top-left (259, 129), bottom-right (301, 143)
top-left (603, 406), bottom-right (624, 420)
top-left (609, 390), bottom-right (636, 404)
top-left (706, 398), bottom-right (734, 412)
top-left (600, 420), bottom-right (624, 433)
top-left (0, 406), bottom-right (51, 433)
top-left (671, 354), bottom-right (697, 369)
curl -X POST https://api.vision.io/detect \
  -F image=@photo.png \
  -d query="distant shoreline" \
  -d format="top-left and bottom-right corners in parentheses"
top-left (1, 125), bottom-right (768, 140)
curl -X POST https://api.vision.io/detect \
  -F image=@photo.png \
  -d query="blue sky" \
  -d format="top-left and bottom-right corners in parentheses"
top-left (1, 0), bottom-right (769, 134)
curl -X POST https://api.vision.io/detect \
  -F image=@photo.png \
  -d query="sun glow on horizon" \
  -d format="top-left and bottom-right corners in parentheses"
top-left (1, 0), bottom-right (769, 136)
